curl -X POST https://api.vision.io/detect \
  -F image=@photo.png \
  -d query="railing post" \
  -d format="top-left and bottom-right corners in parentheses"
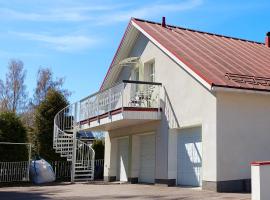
top-left (71, 103), bottom-right (77, 183)
top-left (121, 82), bottom-right (125, 111)
top-left (109, 88), bottom-right (112, 118)
top-left (158, 86), bottom-right (161, 117)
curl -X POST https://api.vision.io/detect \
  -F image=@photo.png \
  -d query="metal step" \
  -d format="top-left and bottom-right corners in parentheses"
top-left (55, 138), bottom-right (73, 141)
top-left (74, 173), bottom-right (93, 177)
top-left (75, 170), bottom-right (93, 173)
top-left (60, 154), bottom-right (72, 158)
top-left (55, 147), bottom-right (73, 150)
top-left (74, 177), bottom-right (93, 182)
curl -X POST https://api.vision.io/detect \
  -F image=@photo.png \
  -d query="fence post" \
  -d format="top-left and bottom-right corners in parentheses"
top-left (26, 144), bottom-right (32, 181)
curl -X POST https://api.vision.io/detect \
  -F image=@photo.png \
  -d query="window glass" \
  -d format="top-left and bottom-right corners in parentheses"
top-left (149, 63), bottom-right (155, 82)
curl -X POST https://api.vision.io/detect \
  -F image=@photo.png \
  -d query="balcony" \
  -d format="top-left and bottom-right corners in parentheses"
top-left (78, 80), bottom-right (162, 131)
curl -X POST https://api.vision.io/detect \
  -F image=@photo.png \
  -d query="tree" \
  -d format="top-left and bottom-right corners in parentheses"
top-left (0, 112), bottom-right (28, 161)
top-left (35, 89), bottom-right (68, 161)
top-left (0, 59), bottom-right (27, 113)
top-left (33, 67), bottom-right (70, 105)
top-left (92, 139), bottom-right (104, 160)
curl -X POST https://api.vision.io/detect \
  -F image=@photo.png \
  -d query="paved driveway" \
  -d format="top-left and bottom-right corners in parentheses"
top-left (0, 183), bottom-right (250, 200)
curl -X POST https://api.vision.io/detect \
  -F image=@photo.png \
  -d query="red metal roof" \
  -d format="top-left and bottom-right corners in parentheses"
top-left (131, 18), bottom-right (270, 91)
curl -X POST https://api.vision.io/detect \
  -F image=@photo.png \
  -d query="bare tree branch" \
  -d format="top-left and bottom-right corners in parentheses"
top-left (0, 59), bottom-right (27, 113)
top-left (33, 67), bottom-right (70, 105)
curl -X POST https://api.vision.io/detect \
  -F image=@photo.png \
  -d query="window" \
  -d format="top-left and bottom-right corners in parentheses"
top-left (149, 62), bottom-right (155, 82)
top-left (134, 68), bottom-right (139, 81)
top-left (144, 61), bottom-right (155, 82)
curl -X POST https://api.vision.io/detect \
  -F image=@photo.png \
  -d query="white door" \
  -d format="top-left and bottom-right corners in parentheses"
top-left (177, 127), bottom-right (202, 187)
top-left (139, 134), bottom-right (155, 183)
top-left (118, 138), bottom-right (129, 182)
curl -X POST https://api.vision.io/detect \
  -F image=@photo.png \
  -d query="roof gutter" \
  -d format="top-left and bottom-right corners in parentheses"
top-left (212, 85), bottom-right (270, 96)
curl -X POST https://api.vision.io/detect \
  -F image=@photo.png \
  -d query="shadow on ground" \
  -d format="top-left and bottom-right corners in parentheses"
top-left (0, 191), bottom-right (51, 200)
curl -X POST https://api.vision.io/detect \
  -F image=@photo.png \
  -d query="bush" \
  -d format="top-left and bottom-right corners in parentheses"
top-left (0, 112), bottom-right (28, 161)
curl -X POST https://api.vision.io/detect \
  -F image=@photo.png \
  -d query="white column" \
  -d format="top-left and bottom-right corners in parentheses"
top-left (167, 129), bottom-right (177, 180)
top-left (251, 161), bottom-right (270, 200)
top-left (130, 135), bottom-right (140, 178)
top-left (104, 133), bottom-right (118, 181)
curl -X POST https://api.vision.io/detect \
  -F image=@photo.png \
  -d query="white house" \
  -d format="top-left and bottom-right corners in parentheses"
top-left (53, 17), bottom-right (270, 192)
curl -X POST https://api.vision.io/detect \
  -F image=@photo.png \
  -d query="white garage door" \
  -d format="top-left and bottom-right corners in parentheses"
top-left (139, 134), bottom-right (155, 183)
top-left (177, 127), bottom-right (202, 187)
top-left (117, 138), bottom-right (129, 182)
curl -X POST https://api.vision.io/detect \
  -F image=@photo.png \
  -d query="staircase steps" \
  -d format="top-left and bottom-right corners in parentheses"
top-left (53, 102), bottom-right (95, 183)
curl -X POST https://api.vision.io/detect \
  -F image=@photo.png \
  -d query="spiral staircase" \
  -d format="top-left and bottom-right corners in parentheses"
top-left (53, 102), bottom-right (95, 182)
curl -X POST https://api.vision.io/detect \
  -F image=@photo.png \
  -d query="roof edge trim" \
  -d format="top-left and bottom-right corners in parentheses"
top-left (100, 19), bottom-right (133, 90)
top-left (212, 84), bottom-right (270, 95)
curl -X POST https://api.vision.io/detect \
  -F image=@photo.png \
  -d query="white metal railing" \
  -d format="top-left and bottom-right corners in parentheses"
top-left (79, 80), bottom-right (162, 122)
top-left (0, 161), bottom-right (29, 182)
top-left (76, 139), bottom-right (95, 169)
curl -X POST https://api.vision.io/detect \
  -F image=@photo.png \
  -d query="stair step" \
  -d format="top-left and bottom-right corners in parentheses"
top-left (75, 170), bottom-right (92, 173)
top-left (74, 178), bottom-right (93, 182)
top-left (56, 150), bottom-right (72, 153)
top-left (75, 165), bottom-right (93, 169)
top-left (55, 137), bottom-right (73, 140)
top-left (55, 147), bottom-right (73, 150)
top-left (60, 154), bottom-right (72, 158)
top-left (55, 144), bottom-right (73, 146)
top-left (74, 173), bottom-right (93, 177)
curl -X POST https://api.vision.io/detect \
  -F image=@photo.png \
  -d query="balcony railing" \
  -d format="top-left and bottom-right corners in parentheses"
top-left (79, 80), bottom-right (162, 122)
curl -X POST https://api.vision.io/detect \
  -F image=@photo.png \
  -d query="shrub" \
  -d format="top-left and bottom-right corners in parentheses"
top-left (0, 112), bottom-right (28, 161)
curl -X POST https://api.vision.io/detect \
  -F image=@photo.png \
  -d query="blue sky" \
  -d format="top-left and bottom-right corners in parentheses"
top-left (0, 0), bottom-right (269, 102)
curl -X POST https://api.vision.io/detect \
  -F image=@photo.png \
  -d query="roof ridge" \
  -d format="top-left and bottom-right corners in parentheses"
top-left (132, 18), bottom-right (264, 45)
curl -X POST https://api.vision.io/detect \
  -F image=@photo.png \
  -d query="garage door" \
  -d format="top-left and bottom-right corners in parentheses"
top-left (117, 138), bottom-right (129, 182)
top-left (177, 127), bottom-right (202, 187)
top-left (139, 134), bottom-right (155, 183)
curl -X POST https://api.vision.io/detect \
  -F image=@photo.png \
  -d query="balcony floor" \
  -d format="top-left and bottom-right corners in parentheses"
top-left (79, 107), bottom-right (162, 131)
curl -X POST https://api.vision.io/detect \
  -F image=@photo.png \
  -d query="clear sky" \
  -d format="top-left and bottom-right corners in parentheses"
top-left (0, 0), bottom-right (269, 102)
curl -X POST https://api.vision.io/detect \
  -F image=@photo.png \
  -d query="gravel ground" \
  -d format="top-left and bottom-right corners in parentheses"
top-left (0, 182), bottom-right (251, 200)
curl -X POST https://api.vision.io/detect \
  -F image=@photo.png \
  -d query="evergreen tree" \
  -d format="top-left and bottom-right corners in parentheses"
top-left (35, 89), bottom-right (68, 161)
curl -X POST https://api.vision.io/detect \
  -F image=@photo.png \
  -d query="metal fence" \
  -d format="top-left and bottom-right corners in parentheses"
top-left (0, 161), bottom-right (29, 183)
top-left (50, 161), bottom-right (72, 180)
top-left (0, 159), bottom-right (104, 183)
top-left (0, 142), bottom-right (31, 183)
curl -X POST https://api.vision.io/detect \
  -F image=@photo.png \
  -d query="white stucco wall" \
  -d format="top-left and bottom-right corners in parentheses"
top-left (217, 91), bottom-right (270, 181)
top-left (104, 121), bottom-right (158, 179)
top-left (105, 33), bottom-right (217, 182)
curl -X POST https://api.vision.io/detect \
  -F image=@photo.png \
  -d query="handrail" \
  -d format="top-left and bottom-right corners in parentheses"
top-left (78, 80), bottom-right (161, 122)
top-left (80, 80), bottom-right (162, 102)
top-left (122, 80), bottom-right (162, 85)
